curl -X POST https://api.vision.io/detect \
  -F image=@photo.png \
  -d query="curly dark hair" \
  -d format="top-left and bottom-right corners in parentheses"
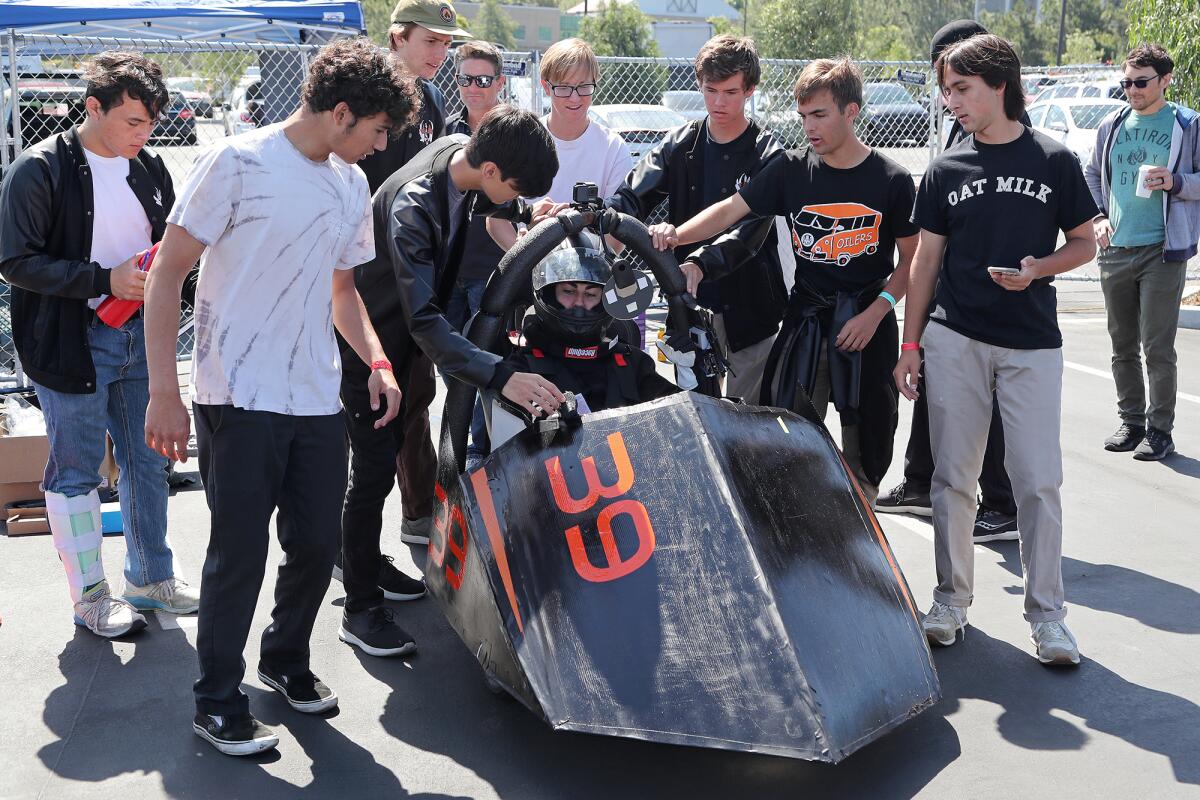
top-left (1124, 43), bottom-right (1174, 77)
top-left (695, 35), bottom-right (760, 90)
top-left (464, 105), bottom-right (556, 198)
top-left (302, 37), bottom-right (421, 132)
top-left (83, 51), bottom-right (169, 117)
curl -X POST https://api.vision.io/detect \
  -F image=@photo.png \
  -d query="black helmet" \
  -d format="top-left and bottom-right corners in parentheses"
top-left (532, 235), bottom-right (612, 346)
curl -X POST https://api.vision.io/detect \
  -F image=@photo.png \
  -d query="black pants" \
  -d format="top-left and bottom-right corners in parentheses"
top-left (340, 370), bottom-right (411, 614)
top-left (193, 404), bottom-right (346, 716)
top-left (904, 363), bottom-right (1016, 515)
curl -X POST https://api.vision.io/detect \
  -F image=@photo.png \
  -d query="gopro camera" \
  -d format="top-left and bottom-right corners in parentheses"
top-left (571, 181), bottom-right (602, 211)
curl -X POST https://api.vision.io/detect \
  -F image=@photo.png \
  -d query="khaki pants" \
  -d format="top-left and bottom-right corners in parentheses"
top-left (1098, 244), bottom-right (1188, 433)
top-left (923, 322), bottom-right (1066, 623)
top-left (713, 313), bottom-right (776, 403)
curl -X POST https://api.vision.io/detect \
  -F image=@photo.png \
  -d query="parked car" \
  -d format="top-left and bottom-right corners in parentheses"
top-left (1028, 97), bottom-right (1125, 164)
top-left (6, 76), bottom-right (87, 144)
top-left (151, 91), bottom-right (197, 145)
top-left (1036, 80), bottom-right (1126, 103)
top-left (1022, 73), bottom-right (1058, 103)
top-left (662, 90), bottom-right (708, 122)
top-left (166, 76), bottom-right (214, 118)
top-left (222, 80), bottom-right (264, 137)
top-left (857, 82), bottom-right (928, 147)
top-left (587, 104), bottom-right (688, 163)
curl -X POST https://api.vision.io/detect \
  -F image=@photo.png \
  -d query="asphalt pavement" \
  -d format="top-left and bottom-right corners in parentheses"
top-left (2, 277), bottom-right (1200, 798)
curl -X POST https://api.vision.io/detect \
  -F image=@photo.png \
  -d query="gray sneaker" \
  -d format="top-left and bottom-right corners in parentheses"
top-left (922, 601), bottom-right (967, 647)
top-left (74, 581), bottom-right (147, 638)
top-left (1031, 620), bottom-right (1080, 666)
top-left (400, 515), bottom-right (432, 545)
top-left (123, 576), bottom-right (201, 614)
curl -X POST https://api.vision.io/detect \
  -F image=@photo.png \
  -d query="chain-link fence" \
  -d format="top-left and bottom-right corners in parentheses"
top-left (0, 30), bottom-right (1190, 379)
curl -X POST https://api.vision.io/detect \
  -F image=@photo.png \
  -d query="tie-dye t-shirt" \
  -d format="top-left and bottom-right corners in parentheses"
top-left (169, 124), bottom-right (374, 415)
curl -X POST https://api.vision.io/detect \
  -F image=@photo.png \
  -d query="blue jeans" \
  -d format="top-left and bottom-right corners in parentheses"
top-left (33, 315), bottom-right (174, 588)
top-left (444, 277), bottom-right (490, 456)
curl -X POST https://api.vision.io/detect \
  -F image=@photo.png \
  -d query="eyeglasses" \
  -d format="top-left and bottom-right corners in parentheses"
top-left (456, 74), bottom-right (499, 88)
top-left (1119, 75), bottom-right (1162, 89)
top-left (548, 82), bottom-right (596, 98)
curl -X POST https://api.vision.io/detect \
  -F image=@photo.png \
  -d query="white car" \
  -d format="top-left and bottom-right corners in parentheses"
top-left (1028, 98), bottom-right (1125, 164)
top-left (222, 81), bottom-right (263, 138)
top-left (588, 104), bottom-right (688, 163)
top-left (1035, 80), bottom-right (1126, 103)
top-left (662, 90), bottom-right (708, 122)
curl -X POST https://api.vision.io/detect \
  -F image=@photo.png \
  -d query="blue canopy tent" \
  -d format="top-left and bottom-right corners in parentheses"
top-left (0, 0), bottom-right (365, 43)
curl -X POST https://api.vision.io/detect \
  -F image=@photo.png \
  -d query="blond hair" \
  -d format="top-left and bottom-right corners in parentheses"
top-left (539, 38), bottom-right (599, 85)
top-left (793, 57), bottom-right (863, 110)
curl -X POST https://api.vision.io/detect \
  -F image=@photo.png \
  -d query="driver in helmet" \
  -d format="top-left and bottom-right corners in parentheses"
top-left (501, 240), bottom-right (678, 415)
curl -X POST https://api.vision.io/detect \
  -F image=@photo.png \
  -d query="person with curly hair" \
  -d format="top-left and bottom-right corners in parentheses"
top-left (142, 37), bottom-right (418, 756)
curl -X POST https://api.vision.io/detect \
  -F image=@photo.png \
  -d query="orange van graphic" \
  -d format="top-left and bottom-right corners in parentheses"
top-left (791, 202), bottom-right (882, 266)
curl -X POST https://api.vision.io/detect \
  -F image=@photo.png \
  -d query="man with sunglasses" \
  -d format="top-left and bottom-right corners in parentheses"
top-left (1085, 43), bottom-right (1200, 462)
top-left (445, 40), bottom-right (507, 466)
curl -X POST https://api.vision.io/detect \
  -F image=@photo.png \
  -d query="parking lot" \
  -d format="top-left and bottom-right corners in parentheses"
top-left (1, 277), bottom-right (1199, 799)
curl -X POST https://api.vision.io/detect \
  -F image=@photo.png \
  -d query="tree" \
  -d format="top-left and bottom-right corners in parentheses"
top-left (981, 1), bottom-right (1056, 65)
top-left (903, 0), bottom-right (974, 63)
top-left (751, 0), bottom-right (858, 60)
top-left (579, 3), bottom-right (664, 104)
top-left (1062, 31), bottom-right (1102, 65)
top-left (860, 24), bottom-right (916, 61)
top-left (475, 0), bottom-right (516, 48)
top-left (360, 0), bottom-right (392, 44)
top-left (1128, 0), bottom-right (1200, 109)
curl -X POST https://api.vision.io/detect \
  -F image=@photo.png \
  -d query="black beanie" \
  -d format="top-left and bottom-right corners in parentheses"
top-left (930, 19), bottom-right (988, 66)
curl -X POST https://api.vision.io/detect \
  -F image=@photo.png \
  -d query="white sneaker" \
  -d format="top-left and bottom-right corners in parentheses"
top-left (400, 516), bottom-right (432, 545)
top-left (123, 576), bottom-right (200, 614)
top-left (922, 601), bottom-right (967, 647)
top-left (1031, 620), bottom-right (1080, 666)
top-left (74, 581), bottom-right (147, 637)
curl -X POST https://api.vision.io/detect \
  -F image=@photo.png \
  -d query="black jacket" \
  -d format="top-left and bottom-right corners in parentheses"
top-left (359, 79), bottom-right (447, 194)
top-left (342, 136), bottom-right (528, 396)
top-left (445, 111), bottom-right (507, 282)
top-left (0, 127), bottom-right (174, 393)
top-left (502, 317), bottom-right (677, 413)
top-left (605, 118), bottom-right (787, 352)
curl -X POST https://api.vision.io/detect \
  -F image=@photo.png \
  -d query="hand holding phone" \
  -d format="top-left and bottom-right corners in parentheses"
top-left (987, 265), bottom-right (1021, 275)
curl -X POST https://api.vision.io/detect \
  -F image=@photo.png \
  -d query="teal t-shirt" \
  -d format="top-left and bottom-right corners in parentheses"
top-left (1109, 104), bottom-right (1174, 247)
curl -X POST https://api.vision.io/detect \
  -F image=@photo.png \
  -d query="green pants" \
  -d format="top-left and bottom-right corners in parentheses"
top-left (1098, 243), bottom-right (1188, 433)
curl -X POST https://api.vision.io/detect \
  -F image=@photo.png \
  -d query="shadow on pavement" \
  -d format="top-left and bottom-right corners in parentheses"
top-left (932, 626), bottom-right (1200, 785)
top-left (35, 617), bottom-right (452, 799)
top-left (1160, 452), bottom-right (1200, 480)
top-left (989, 543), bottom-right (1200, 634)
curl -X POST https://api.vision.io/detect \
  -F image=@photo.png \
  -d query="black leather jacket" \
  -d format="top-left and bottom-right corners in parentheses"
top-left (342, 136), bottom-right (528, 394)
top-left (605, 118), bottom-right (788, 352)
top-left (358, 79), bottom-right (447, 194)
top-left (0, 127), bottom-right (174, 393)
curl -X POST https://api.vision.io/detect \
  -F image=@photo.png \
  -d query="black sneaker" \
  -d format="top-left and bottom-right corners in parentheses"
top-left (339, 606), bottom-right (418, 657)
top-left (1133, 428), bottom-right (1175, 461)
top-left (257, 665), bottom-right (338, 714)
top-left (874, 480), bottom-right (933, 517)
top-left (192, 712), bottom-right (279, 756)
top-left (973, 507), bottom-right (1019, 543)
top-left (1104, 423), bottom-right (1145, 452)
top-left (379, 555), bottom-right (426, 601)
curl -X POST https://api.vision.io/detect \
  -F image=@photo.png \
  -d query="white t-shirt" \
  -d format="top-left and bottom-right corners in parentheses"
top-left (535, 117), bottom-right (632, 204)
top-left (83, 147), bottom-right (153, 310)
top-left (168, 124), bottom-right (374, 416)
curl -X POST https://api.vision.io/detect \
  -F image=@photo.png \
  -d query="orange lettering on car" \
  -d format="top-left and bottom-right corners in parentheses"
top-left (565, 498), bottom-right (657, 583)
top-left (545, 432), bottom-right (635, 514)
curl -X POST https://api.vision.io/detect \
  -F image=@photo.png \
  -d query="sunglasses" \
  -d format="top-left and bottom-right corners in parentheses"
top-left (1119, 75), bottom-right (1161, 89)
top-left (456, 74), bottom-right (499, 88)
top-left (548, 82), bottom-right (596, 98)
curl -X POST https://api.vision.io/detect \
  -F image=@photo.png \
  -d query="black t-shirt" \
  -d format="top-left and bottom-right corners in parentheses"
top-left (739, 148), bottom-right (918, 296)
top-left (701, 132), bottom-right (739, 209)
top-left (359, 79), bottom-right (446, 194)
top-left (912, 127), bottom-right (1098, 349)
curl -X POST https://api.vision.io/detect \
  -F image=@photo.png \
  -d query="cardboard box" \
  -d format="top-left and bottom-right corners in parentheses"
top-left (5, 504), bottom-right (49, 536)
top-left (0, 433), bottom-right (49, 511)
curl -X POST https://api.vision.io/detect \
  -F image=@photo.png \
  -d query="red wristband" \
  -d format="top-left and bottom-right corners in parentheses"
top-left (370, 359), bottom-right (392, 372)
top-left (900, 342), bottom-right (920, 352)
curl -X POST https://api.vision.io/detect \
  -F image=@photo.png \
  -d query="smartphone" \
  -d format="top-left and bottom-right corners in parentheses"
top-left (987, 265), bottom-right (1021, 275)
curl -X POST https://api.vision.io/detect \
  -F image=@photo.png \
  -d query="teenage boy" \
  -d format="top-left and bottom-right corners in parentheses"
top-left (357, 0), bottom-right (470, 556)
top-left (606, 34), bottom-right (786, 400)
top-left (1086, 43), bottom-right (1200, 461)
top-left (894, 34), bottom-right (1097, 666)
top-left (0, 52), bottom-right (198, 638)
top-left (142, 38), bottom-right (416, 756)
top-left (445, 41), bottom-right (507, 465)
top-left (877, 18), bottom-right (1021, 545)
top-left (648, 57), bottom-right (917, 505)
top-left (337, 106), bottom-right (562, 657)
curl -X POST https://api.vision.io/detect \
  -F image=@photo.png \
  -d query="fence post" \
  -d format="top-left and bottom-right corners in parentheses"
top-left (929, 80), bottom-right (941, 163)
top-left (7, 29), bottom-right (21, 161)
top-left (530, 50), bottom-right (541, 115)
